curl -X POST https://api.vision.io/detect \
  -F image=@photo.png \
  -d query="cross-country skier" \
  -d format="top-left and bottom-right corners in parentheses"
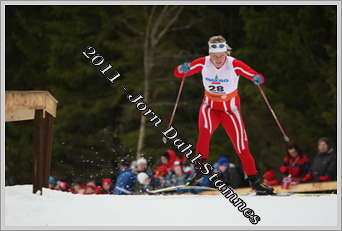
top-left (173, 35), bottom-right (274, 195)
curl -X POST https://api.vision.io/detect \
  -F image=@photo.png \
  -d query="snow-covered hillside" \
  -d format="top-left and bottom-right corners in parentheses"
top-left (4, 185), bottom-right (338, 227)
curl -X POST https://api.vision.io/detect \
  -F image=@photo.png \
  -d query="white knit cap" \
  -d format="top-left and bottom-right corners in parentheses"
top-left (137, 157), bottom-right (147, 166)
top-left (137, 172), bottom-right (149, 184)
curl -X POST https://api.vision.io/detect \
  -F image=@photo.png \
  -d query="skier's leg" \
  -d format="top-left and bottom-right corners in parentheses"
top-left (187, 99), bottom-right (221, 185)
top-left (221, 97), bottom-right (257, 176)
top-left (195, 98), bottom-right (221, 160)
top-left (221, 96), bottom-right (273, 194)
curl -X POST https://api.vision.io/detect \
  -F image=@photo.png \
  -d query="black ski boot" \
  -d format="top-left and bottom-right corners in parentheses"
top-left (248, 174), bottom-right (275, 195)
top-left (185, 159), bottom-right (207, 186)
top-left (185, 170), bottom-right (202, 186)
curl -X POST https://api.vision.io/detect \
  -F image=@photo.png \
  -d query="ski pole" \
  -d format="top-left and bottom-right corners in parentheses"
top-left (162, 77), bottom-right (186, 144)
top-left (257, 85), bottom-right (290, 142)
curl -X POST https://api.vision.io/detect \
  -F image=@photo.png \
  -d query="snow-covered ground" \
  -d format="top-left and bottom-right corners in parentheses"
top-left (3, 185), bottom-right (339, 227)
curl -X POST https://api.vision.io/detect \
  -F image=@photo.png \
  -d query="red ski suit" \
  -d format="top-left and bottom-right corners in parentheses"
top-left (173, 55), bottom-right (264, 176)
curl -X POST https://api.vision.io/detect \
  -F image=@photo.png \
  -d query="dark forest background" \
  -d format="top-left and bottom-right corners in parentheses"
top-left (5, 5), bottom-right (337, 185)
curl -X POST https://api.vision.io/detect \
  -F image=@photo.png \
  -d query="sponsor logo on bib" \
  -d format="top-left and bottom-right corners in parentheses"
top-left (205, 75), bottom-right (229, 84)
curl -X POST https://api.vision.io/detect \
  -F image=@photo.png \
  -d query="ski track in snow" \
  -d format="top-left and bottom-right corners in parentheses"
top-left (4, 185), bottom-right (338, 227)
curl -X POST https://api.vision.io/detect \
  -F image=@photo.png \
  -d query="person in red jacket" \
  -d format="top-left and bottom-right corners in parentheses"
top-left (173, 35), bottom-right (273, 195)
top-left (279, 144), bottom-right (310, 186)
top-left (280, 144), bottom-right (310, 178)
top-left (160, 150), bottom-right (180, 170)
top-left (154, 150), bottom-right (180, 177)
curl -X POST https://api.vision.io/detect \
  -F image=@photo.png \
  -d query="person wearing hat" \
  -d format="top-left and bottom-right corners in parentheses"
top-left (136, 158), bottom-right (147, 170)
top-left (213, 156), bottom-right (244, 188)
top-left (113, 159), bottom-right (136, 195)
top-left (214, 156), bottom-right (230, 171)
top-left (136, 157), bottom-right (154, 177)
top-left (302, 137), bottom-right (337, 182)
top-left (173, 35), bottom-right (273, 195)
top-left (48, 176), bottom-right (57, 190)
top-left (161, 150), bottom-right (179, 170)
top-left (214, 157), bottom-right (231, 185)
top-left (137, 172), bottom-right (150, 186)
top-left (101, 178), bottom-right (113, 194)
top-left (137, 172), bottom-right (161, 194)
top-left (154, 150), bottom-right (180, 179)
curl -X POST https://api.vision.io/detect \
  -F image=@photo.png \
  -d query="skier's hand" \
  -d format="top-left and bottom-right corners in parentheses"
top-left (178, 63), bottom-right (191, 73)
top-left (251, 74), bottom-right (264, 85)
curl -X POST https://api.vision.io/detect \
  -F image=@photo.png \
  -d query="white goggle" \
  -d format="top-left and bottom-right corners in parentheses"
top-left (208, 42), bottom-right (231, 53)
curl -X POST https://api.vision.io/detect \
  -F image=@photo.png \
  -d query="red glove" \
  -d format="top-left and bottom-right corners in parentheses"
top-left (279, 166), bottom-right (288, 174)
top-left (266, 180), bottom-right (279, 186)
top-left (302, 173), bottom-right (312, 182)
top-left (319, 176), bottom-right (330, 181)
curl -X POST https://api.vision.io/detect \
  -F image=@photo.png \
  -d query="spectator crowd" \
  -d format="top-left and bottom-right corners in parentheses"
top-left (263, 137), bottom-right (337, 189)
top-left (48, 137), bottom-right (337, 195)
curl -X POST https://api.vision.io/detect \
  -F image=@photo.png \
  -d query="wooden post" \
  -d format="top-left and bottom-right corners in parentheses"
top-left (33, 110), bottom-right (54, 195)
top-left (43, 113), bottom-right (54, 188)
top-left (33, 110), bottom-right (44, 194)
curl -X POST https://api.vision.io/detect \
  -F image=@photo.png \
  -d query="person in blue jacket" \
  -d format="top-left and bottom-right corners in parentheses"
top-left (113, 159), bottom-right (136, 195)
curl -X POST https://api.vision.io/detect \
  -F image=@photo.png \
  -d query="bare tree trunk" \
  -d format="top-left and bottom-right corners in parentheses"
top-left (136, 7), bottom-right (155, 158)
top-left (136, 45), bottom-right (151, 158)
top-left (136, 6), bottom-right (183, 159)
top-left (136, 115), bottom-right (146, 159)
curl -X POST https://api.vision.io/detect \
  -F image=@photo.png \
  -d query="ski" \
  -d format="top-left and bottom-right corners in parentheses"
top-left (146, 185), bottom-right (217, 194)
top-left (240, 192), bottom-right (335, 197)
top-left (239, 192), bottom-right (292, 196)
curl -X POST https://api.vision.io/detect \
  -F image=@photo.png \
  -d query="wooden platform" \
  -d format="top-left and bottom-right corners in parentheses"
top-left (5, 91), bottom-right (58, 195)
top-left (196, 181), bottom-right (337, 195)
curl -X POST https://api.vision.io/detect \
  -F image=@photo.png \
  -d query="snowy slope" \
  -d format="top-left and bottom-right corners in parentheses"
top-left (4, 185), bottom-right (338, 227)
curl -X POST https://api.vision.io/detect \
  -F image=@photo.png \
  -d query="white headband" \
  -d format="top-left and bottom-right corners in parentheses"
top-left (208, 42), bottom-right (228, 53)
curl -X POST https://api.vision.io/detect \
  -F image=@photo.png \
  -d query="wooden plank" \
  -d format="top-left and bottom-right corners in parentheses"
top-left (197, 181), bottom-right (337, 195)
top-left (5, 109), bottom-right (35, 122)
top-left (6, 91), bottom-right (58, 122)
top-left (285, 181), bottom-right (337, 193)
top-left (44, 94), bottom-right (57, 119)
